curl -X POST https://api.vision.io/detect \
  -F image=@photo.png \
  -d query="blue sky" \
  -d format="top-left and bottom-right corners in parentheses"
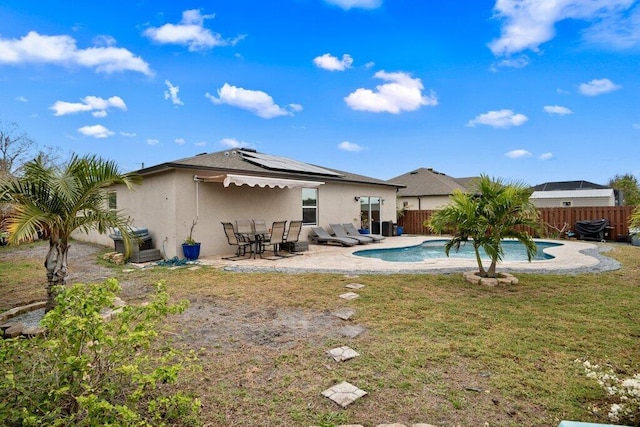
top-left (1, 0), bottom-right (639, 186)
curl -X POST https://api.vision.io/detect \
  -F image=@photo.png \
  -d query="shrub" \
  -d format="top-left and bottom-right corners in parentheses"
top-left (577, 359), bottom-right (640, 424)
top-left (0, 279), bottom-right (201, 426)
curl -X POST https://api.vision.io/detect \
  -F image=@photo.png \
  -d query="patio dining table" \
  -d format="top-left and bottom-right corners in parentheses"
top-left (236, 220), bottom-right (270, 259)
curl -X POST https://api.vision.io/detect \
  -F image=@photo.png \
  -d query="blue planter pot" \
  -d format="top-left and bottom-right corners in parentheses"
top-left (358, 229), bottom-right (370, 235)
top-left (396, 226), bottom-right (404, 236)
top-left (182, 243), bottom-right (201, 260)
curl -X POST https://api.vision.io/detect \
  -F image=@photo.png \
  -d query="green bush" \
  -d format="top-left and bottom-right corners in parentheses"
top-left (0, 279), bottom-right (201, 426)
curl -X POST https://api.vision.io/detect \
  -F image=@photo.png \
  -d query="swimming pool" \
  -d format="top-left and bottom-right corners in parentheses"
top-left (353, 239), bottom-right (562, 263)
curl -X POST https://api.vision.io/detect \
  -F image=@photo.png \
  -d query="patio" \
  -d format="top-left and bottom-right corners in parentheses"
top-left (199, 235), bottom-right (616, 275)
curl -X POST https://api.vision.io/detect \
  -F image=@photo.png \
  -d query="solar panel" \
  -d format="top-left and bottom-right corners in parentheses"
top-left (240, 151), bottom-right (343, 177)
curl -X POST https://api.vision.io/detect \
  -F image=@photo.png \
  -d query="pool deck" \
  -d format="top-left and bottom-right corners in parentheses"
top-left (198, 235), bottom-right (619, 275)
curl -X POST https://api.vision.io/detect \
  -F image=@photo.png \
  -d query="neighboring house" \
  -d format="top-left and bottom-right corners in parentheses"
top-left (76, 148), bottom-right (403, 258)
top-left (389, 168), bottom-right (473, 210)
top-left (530, 180), bottom-right (617, 207)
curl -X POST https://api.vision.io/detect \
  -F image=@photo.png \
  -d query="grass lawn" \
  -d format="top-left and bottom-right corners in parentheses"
top-left (1, 240), bottom-right (640, 426)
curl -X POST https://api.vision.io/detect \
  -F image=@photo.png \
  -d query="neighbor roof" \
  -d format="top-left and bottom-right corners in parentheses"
top-left (137, 148), bottom-right (404, 189)
top-left (388, 168), bottom-right (468, 197)
top-left (531, 180), bottom-right (609, 191)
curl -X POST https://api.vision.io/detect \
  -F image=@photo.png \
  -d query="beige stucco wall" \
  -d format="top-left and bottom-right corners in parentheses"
top-left (397, 195), bottom-right (452, 210)
top-left (75, 169), bottom-right (399, 258)
top-left (531, 196), bottom-right (615, 208)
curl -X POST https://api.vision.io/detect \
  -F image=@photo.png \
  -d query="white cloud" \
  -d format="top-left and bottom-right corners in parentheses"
top-left (345, 71), bottom-right (437, 114)
top-left (15, 96), bottom-right (27, 102)
top-left (143, 9), bottom-right (244, 52)
top-left (205, 83), bottom-right (299, 119)
top-left (488, 0), bottom-right (638, 57)
top-left (493, 55), bottom-right (530, 70)
top-left (539, 152), bottom-right (554, 160)
top-left (543, 105), bottom-right (573, 115)
top-left (120, 131), bottom-right (136, 137)
top-left (195, 141), bottom-right (207, 147)
top-left (365, 61), bottom-right (375, 69)
top-left (220, 137), bottom-right (256, 149)
top-left (174, 138), bottom-right (185, 145)
top-left (324, 0), bottom-right (382, 10)
top-left (147, 138), bottom-right (159, 145)
top-left (578, 78), bottom-right (622, 96)
top-left (582, 4), bottom-right (640, 49)
top-left (50, 95), bottom-right (127, 116)
top-left (338, 141), bottom-right (364, 152)
top-left (467, 109), bottom-right (528, 128)
top-left (313, 53), bottom-right (353, 71)
top-left (0, 31), bottom-right (152, 75)
top-left (633, 123), bottom-right (640, 129)
top-left (288, 103), bottom-right (303, 112)
top-left (505, 149), bottom-right (533, 159)
top-left (77, 124), bottom-right (114, 138)
top-left (164, 80), bottom-right (183, 106)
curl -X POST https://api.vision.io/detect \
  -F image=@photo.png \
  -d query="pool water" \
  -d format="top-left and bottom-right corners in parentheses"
top-left (353, 239), bottom-right (561, 263)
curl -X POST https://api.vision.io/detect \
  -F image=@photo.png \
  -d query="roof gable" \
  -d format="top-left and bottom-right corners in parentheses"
top-left (389, 168), bottom-right (468, 196)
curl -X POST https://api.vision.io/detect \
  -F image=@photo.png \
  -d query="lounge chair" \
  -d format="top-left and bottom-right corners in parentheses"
top-left (342, 223), bottom-right (385, 242)
top-left (329, 224), bottom-right (373, 244)
top-left (309, 227), bottom-right (358, 247)
top-left (221, 222), bottom-right (252, 260)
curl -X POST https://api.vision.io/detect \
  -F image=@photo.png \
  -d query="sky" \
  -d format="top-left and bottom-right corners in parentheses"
top-left (1, 0), bottom-right (639, 186)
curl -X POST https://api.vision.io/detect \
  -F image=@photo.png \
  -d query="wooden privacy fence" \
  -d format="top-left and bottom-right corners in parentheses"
top-left (398, 206), bottom-right (635, 240)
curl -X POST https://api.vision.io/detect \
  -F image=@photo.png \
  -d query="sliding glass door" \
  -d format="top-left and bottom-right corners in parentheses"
top-left (359, 196), bottom-right (382, 235)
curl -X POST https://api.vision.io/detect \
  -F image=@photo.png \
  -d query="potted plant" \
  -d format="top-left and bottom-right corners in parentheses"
top-left (182, 220), bottom-right (201, 261)
top-left (358, 215), bottom-right (370, 234)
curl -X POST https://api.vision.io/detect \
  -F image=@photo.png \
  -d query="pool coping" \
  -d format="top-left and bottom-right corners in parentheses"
top-left (198, 236), bottom-right (621, 275)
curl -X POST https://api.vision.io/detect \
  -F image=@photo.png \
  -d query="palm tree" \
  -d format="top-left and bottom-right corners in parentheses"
top-left (427, 175), bottom-right (541, 278)
top-left (0, 154), bottom-right (141, 310)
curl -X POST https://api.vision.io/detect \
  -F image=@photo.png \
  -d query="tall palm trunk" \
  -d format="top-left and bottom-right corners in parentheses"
top-left (487, 258), bottom-right (498, 278)
top-left (44, 238), bottom-right (69, 312)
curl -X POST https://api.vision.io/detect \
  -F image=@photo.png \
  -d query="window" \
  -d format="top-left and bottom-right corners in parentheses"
top-left (302, 188), bottom-right (318, 225)
top-left (562, 201), bottom-right (572, 207)
top-left (107, 191), bottom-right (117, 210)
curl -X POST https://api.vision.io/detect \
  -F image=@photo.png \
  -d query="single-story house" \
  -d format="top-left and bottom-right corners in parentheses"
top-left (76, 148), bottom-right (404, 258)
top-left (389, 168), bottom-right (476, 211)
top-left (530, 181), bottom-right (617, 208)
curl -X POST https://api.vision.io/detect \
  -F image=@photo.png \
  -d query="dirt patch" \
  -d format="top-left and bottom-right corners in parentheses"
top-left (176, 297), bottom-right (341, 350)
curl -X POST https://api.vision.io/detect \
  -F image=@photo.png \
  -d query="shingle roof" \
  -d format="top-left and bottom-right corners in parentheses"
top-left (531, 180), bottom-right (609, 191)
top-left (388, 168), bottom-right (468, 196)
top-left (137, 148), bottom-right (403, 188)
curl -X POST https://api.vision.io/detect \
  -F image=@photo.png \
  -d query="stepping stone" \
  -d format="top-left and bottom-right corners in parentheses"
top-left (187, 266), bottom-right (202, 271)
top-left (338, 324), bottom-right (367, 338)
top-left (122, 268), bottom-right (135, 273)
top-left (327, 346), bottom-right (360, 362)
top-left (345, 283), bottom-right (365, 290)
top-left (339, 292), bottom-right (359, 300)
top-left (321, 381), bottom-right (367, 407)
top-left (332, 308), bottom-right (356, 320)
top-left (344, 274), bottom-right (359, 279)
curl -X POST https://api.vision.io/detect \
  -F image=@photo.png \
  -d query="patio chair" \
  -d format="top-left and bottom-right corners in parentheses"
top-left (329, 223), bottom-right (373, 244)
top-left (342, 222), bottom-right (385, 242)
top-left (221, 222), bottom-right (252, 260)
top-left (252, 219), bottom-right (270, 254)
top-left (309, 227), bottom-right (358, 247)
top-left (261, 220), bottom-right (287, 259)
top-left (281, 220), bottom-right (303, 256)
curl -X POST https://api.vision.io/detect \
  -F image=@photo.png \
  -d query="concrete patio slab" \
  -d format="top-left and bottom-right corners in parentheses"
top-left (199, 236), bottom-right (619, 275)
